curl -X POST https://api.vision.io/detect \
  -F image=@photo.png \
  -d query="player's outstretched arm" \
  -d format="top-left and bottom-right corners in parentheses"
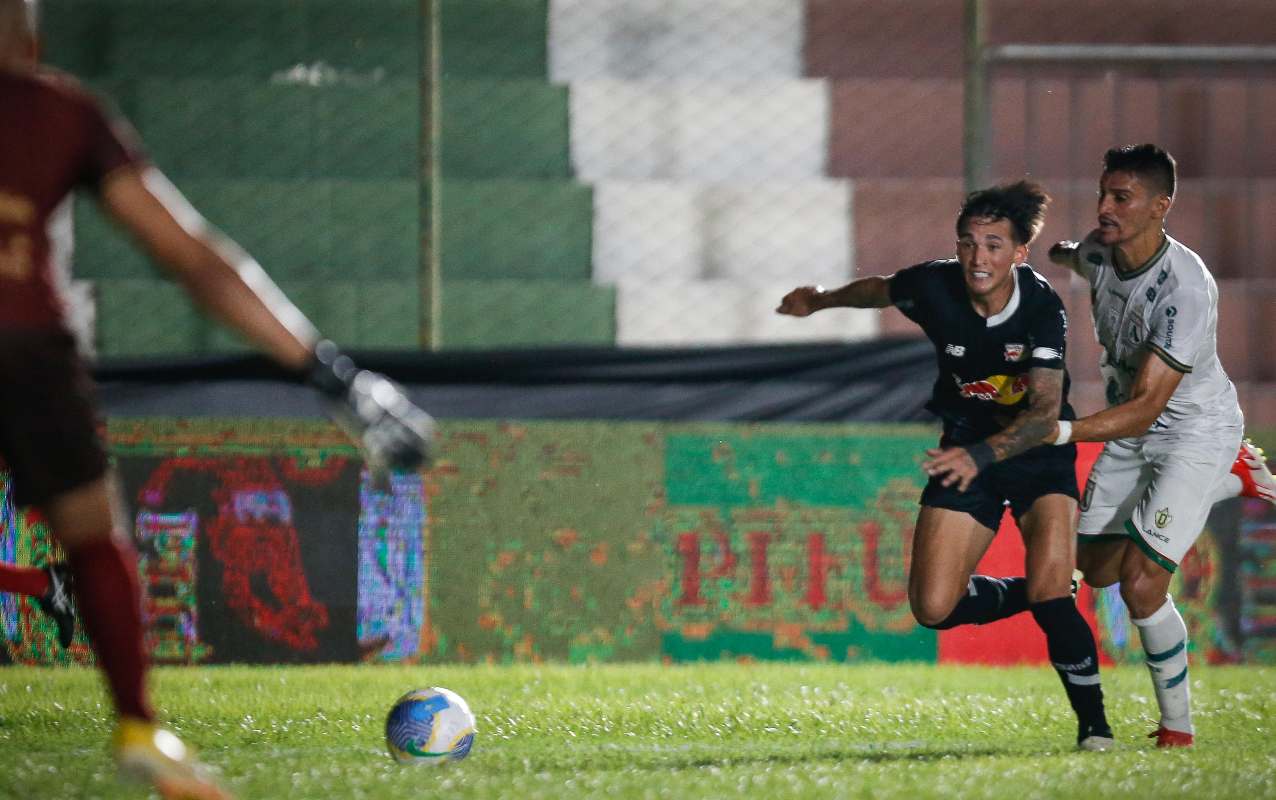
top-left (100, 166), bottom-right (437, 472)
top-left (776, 276), bottom-right (893, 316)
top-left (922, 367), bottom-right (1064, 491)
top-left (1064, 353), bottom-right (1183, 443)
top-left (1048, 241), bottom-right (1083, 274)
top-left (100, 167), bottom-right (317, 371)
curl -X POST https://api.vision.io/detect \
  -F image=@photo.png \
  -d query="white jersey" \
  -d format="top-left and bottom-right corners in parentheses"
top-left (1075, 230), bottom-right (1242, 433)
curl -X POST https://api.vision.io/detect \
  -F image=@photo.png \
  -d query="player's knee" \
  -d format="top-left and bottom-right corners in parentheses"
top-left (1117, 567), bottom-right (1169, 617)
top-left (909, 591), bottom-right (957, 629)
top-left (1076, 547), bottom-right (1119, 588)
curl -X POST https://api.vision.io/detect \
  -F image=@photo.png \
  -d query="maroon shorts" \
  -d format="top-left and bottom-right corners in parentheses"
top-left (0, 329), bottom-right (109, 508)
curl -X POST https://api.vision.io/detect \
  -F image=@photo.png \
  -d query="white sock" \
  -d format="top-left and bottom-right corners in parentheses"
top-left (1208, 473), bottom-right (1242, 505)
top-left (1131, 595), bottom-right (1193, 734)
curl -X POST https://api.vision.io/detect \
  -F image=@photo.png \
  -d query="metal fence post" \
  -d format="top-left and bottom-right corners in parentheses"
top-left (419, 0), bottom-right (443, 350)
top-left (963, 0), bottom-right (991, 195)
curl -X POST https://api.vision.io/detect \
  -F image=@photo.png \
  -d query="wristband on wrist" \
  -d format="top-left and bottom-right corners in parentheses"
top-left (965, 441), bottom-right (996, 473)
top-left (1054, 420), bottom-right (1073, 446)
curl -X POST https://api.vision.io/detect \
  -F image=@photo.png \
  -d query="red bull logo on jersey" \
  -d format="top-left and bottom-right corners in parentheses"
top-left (954, 373), bottom-right (1030, 405)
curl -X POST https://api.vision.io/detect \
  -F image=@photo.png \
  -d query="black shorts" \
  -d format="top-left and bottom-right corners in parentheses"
top-left (0, 329), bottom-right (109, 507)
top-left (920, 441), bottom-right (1079, 532)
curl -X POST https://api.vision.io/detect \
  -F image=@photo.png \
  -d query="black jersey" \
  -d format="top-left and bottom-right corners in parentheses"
top-left (889, 260), bottom-right (1075, 444)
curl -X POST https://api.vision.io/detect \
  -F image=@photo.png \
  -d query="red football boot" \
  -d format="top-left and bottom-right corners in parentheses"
top-left (1148, 727), bottom-right (1194, 748)
top-left (1232, 440), bottom-right (1276, 503)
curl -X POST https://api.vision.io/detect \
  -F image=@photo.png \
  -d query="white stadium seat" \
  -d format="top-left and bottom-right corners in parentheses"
top-left (615, 279), bottom-right (878, 346)
top-left (569, 80), bottom-right (829, 182)
top-left (592, 181), bottom-right (852, 287)
top-left (549, 0), bottom-right (805, 82)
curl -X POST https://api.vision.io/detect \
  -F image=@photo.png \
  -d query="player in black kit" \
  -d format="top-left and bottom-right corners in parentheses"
top-left (779, 181), bottom-right (1112, 750)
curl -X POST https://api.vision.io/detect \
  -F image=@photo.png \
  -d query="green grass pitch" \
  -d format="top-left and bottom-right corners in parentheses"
top-left (1, 663), bottom-right (1274, 800)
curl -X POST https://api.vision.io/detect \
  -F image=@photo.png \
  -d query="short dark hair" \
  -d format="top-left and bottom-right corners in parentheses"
top-left (1103, 144), bottom-right (1176, 199)
top-left (956, 180), bottom-right (1050, 246)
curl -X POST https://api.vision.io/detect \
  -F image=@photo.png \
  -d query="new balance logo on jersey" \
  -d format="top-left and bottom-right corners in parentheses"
top-left (945, 344), bottom-right (965, 357)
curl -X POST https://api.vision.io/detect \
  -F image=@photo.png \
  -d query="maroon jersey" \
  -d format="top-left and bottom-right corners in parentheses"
top-left (0, 68), bottom-right (143, 329)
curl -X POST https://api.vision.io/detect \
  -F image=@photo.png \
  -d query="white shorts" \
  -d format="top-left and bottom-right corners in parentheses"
top-left (1078, 425), bottom-right (1242, 572)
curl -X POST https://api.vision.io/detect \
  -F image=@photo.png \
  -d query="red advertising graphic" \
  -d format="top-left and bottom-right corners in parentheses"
top-left (139, 457), bottom-right (345, 652)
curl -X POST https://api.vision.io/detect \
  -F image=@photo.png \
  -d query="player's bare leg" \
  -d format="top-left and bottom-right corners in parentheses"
top-left (907, 506), bottom-right (1002, 629)
top-left (1114, 545), bottom-right (1193, 747)
top-left (45, 478), bottom-right (234, 800)
top-left (1020, 495), bottom-right (1112, 750)
top-left (1076, 539), bottom-right (1126, 590)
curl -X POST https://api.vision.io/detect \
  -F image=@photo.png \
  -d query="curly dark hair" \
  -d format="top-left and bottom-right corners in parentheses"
top-left (1103, 143), bottom-right (1176, 200)
top-left (955, 180), bottom-right (1050, 246)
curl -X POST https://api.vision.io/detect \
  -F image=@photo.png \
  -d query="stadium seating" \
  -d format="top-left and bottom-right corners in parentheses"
top-left (548, 0), bottom-right (803, 82)
top-left (45, 0), bottom-right (615, 353)
top-left (553, 0), bottom-right (871, 346)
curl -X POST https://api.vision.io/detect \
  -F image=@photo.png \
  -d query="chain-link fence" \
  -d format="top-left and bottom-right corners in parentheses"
top-left (38, 0), bottom-right (1276, 369)
top-left (978, 59), bottom-right (1276, 415)
top-left (550, 0), bottom-right (870, 346)
top-left (43, 0), bottom-right (425, 359)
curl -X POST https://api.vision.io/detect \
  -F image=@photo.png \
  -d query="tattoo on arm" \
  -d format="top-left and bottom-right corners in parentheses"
top-left (984, 367), bottom-right (1065, 462)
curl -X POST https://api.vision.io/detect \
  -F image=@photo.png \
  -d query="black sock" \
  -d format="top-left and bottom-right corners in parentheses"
top-left (1030, 597), bottom-right (1111, 740)
top-left (922, 576), bottom-right (1029, 630)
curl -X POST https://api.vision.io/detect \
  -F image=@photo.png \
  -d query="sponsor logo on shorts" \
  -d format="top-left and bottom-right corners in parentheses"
top-left (1144, 527), bottom-right (1171, 544)
top-left (1081, 476), bottom-right (1095, 512)
top-left (1004, 343), bottom-right (1026, 361)
top-left (1155, 508), bottom-right (1172, 528)
top-left (945, 344), bottom-right (966, 357)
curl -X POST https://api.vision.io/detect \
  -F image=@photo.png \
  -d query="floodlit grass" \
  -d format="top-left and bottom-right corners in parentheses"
top-left (1, 663), bottom-right (1274, 799)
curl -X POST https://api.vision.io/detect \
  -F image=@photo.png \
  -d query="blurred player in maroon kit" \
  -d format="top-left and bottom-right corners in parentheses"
top-left (0, 2), bottom-right (436, 797)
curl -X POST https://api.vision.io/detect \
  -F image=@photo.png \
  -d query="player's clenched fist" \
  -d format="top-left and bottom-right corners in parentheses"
top-left (776, 286), bottom-right (826, 317)
top-left (1048, 240), bottom-right (1080, 267)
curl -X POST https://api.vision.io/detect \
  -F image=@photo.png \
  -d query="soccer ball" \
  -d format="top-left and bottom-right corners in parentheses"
top-left (385, 687), bottom-right (476, 765)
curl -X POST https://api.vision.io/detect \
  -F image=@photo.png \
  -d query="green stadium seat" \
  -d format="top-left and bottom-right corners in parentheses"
top-left (72, 197), bottom-right (158, 281)
top-left (303, 0), bottom-right (420, 79)
top-left (276, 280), bottom-right (359, 345)
top-left (95, 279), bottom-right (205, 357)
top-left (442, 81), bottom-right (569, 180)
top-left (40, 0), bottom-right (113, 77)
top-left (111, 0), bottom-right (302, 79)
top-left (325, 181), bottom-right (421, 280)
top-left (46, 0), bottom-right (418, 80)
top-left (441, 181), bottom-right (592, 282)
top-left (357, 281), bottom-right (422, 349)
top-left (124, 80), bottom-right (418, 180)
top-left (441, 281), bottom-right (614, 348)
top-left (74, 180), bottom-right (419, 283)
top-left (441, 0), bottom-right (548, 79)
top-left (129, 79), bottom-right (241, 178)
top-left (318, 85), bottom-right (419, 180)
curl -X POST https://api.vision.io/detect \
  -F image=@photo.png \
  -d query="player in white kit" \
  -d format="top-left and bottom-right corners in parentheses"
top-left (1049, 144), bottom-right (1276, 748)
